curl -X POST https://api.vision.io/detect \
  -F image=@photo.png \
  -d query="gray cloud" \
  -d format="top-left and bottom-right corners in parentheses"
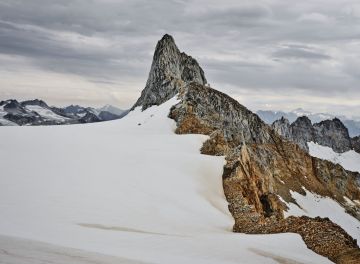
top-left (0, 0), bottom-right (359, 117)
top-left (273, 45), bottom-right (331, 60)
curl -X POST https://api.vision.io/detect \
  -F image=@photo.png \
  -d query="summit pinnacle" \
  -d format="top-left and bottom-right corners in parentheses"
top-left (132, 34), bottom-right (207, 110)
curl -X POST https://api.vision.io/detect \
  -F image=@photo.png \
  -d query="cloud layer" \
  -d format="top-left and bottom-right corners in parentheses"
top-left (0, 0), bottom-right (359, 117)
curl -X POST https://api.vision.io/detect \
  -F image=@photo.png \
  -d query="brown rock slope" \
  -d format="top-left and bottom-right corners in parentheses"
top-left (169, 82), bottom-right (360, 263)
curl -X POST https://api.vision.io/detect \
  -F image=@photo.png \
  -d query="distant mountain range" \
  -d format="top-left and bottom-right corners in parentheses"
top-left (257, 108), bottom-right (360, 137)
top-left (0, 99), bottom-right (128, 126)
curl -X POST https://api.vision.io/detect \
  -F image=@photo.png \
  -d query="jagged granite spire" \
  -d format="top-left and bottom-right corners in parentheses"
top-left (132, 34), bottom-right (207, 110)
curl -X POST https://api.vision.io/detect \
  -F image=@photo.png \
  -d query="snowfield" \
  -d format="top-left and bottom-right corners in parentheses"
top-left (308, 141), bottom-right (360, 173)
top-left (0, 98), bottom-right (331, 263)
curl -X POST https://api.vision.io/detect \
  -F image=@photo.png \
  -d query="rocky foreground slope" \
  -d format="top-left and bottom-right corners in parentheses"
top-left (134, 34), bottom-right (360, 263)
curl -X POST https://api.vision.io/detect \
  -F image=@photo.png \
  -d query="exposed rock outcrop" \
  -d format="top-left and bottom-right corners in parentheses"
top-left (272, 116), bottom-right (292, 139)
top-left (352, 136), bottom-right (360, 153)
top-left (170, 82), bottom-right (360, 263)
top-left (134, 34), bottom-right (360, 263)
top-left (290, 116), bottom-right (316, 151)
top-left (132, 34), bottom-right (206, 110)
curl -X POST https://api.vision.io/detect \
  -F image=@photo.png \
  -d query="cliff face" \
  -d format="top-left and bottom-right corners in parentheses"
top-left (352, 136), bottom-right (360, 153)
top-left (314, 118), bottom-right (353, 153)
top-left (132, 34), bottom-right (206, 110)
top-left (272, 116), bottom-right (355, 153)
top-left (134, 34), bottom-right (360, 263)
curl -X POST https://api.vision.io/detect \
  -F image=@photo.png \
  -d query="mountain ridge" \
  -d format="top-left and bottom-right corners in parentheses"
top-left (272, 115), bottom-right (358, 154)
top-left (257, 109), bottom-right (360, 137)
top-left (0, 99), bottom-right (127, 126)
top-left (133, 34), bottom-right (360, 263)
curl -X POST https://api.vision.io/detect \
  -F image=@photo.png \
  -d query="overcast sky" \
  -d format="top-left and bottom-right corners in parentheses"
top-left (0, 0), bottom-right (359, 117)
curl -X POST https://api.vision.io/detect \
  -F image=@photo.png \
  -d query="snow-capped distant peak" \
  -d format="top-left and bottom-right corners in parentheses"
top-left (0, 99), bottom-right (126, 126)
top-left (257, 108), bottom-right (360, 137)
top-left (97, 104), bottom-right (125, 116)
top-left (292, 108), bottom-right (312, 116)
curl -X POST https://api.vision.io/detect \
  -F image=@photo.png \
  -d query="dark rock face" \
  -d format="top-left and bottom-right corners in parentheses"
top-left (271, 116), bottom-right (315, 151)
top-left (1, 99), bottom-right (43, 125)
top-left (98, 111), bottom-right (121, 121)
top-left (132, 34), bottom-right (206, 110)
top-left (352, 136), bottom-right (360, 153)
top-left (4, 112), bottom-right (43, 125)
top-left (272, 117), bottom-right (291, 140)
top-left (289, 116), bottom-right (315, 151)
top-left (3, 100), bottom-right (28, 115)
top-left (314, 118), bottom-right (352, 153)
top-left (21, 99), bottom-right (49, 108)
top-left (78, 112), bottom-right (101, 123)
top-left (272, 116), bottom-right (355, 153)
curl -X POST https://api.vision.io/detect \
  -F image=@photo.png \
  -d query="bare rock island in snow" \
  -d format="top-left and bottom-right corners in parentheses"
top-left (133, 34), bottom-right (360, 263)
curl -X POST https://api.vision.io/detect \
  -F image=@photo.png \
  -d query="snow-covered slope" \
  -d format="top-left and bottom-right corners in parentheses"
top-left (25, 105), bottom-right (70, 122)
top-left (284, 189), bottom-right (360, 244)
top-left (279, 141), bottom-right (360, 245)
top-left (308, 141), bottom-right (360, 173)
top-left (0, 98), bottom-right (330, 264)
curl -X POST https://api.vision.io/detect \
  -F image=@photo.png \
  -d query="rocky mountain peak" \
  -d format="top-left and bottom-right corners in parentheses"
top-left (287, 116), bottom-right (315, 151)
top-left (153, 34), bottom-right (178, 57)
top-left (3, 99), bottom-right (28, 114)
top-left (314, 118), bottom-right (352, 153)
top-left (272, 116), bottom-right (291, 139)
top-left (293, 115), bottom-right (312, 127)
top-left (132, 34), bottom-right (207, 110)
top-left (21, 99), bottom-right (49, 108)
top-left (272, 114), bottom-right (355, 153)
